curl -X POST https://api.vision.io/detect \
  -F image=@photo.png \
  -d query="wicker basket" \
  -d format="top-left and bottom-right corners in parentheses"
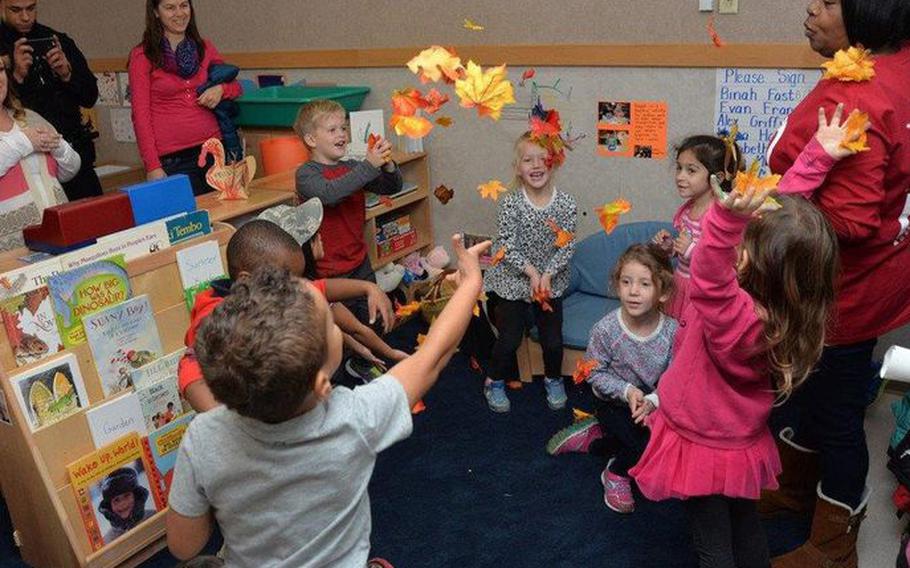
top-left (417, 271), bottom-right (456, 324)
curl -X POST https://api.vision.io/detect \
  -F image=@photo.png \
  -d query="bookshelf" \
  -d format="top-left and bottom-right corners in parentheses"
top-left (0, 224), bottom-right (234, 568)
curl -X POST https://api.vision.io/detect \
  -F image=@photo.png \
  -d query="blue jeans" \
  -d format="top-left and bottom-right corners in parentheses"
top-left (787, 339), bottom-right (876, 508)
top-left (160, 145), bottom-right (215, 196)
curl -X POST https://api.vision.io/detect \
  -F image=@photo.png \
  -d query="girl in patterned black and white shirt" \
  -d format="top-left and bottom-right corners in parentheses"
top-left (482, 132), bottom-right (577, 413)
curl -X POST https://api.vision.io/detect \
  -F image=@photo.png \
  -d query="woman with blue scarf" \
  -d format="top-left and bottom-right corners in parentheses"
top-left (128, 0), bottom-right (242, 195)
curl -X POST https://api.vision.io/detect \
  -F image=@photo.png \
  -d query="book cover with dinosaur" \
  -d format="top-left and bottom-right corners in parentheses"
top-left (9, 352), bottom-right (89, 432)
top-left (47, 255), bottom-right (131, 348)
top-left (84, 295), bottom-right (162, 398)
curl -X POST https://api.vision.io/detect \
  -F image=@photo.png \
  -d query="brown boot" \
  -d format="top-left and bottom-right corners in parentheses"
top-left (758, 427), bottom-right (820, 517)
top-left (772, 485), bottom-right (870, 568)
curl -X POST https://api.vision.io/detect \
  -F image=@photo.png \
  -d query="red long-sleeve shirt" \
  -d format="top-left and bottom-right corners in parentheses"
top-left (128, 39), bottom-right (242, 173)
top-left (768, 43), bottom-right (910, 345)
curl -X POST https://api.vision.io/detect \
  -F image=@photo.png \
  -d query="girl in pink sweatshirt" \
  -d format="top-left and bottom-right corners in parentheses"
top-left (629, 106), bottom-right (863, 566)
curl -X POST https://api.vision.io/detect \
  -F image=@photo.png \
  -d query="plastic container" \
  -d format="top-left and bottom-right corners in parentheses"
top-left (236, 86), bottom-right (371, 127)
top-left (260, 136), bottom-right (310, 176)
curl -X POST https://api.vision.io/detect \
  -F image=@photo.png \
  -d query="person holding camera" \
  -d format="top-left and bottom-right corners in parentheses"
top-left (0, 0), bottom-right (102, 201)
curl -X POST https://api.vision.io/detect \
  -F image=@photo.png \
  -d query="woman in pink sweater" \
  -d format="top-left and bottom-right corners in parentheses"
top-left (128, 0), bottom-right (241, 195)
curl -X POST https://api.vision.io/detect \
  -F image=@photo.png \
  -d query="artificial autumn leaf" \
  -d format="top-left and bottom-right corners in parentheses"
top-left (478, 179), bottom-right (508, 201)
top-left (391, 88), bottom-right (428, 117)
top-left (490, 246), bottom-right (506, 266)
top-left (415, 333), bottom-right (426, 349)
top-left (367, 133), bottom-right (380, 150)
top-left (822, 46), bottom-right (875, 82)
top-left (435, 116), bottom-right (453, 127)
top-left (840, 109), bottom-right (871, 153)
top-left (380, 196), bottom-right (394, 208)
top-left (455, 61), bottom-right (516, 121)
top-left (532, 288), bottom-right (553, 312)
top-left (595, 199), bottom-right (633, 234)
top-left (406, 46), bottom-right (466, 84)
top-left (395, 300), bottom-right (421, 318)
top-left (473, 291), bottom-right (487, 317)
top-left (411, 400), bottom-right (427, 415)
top-left (573, 408), bottom-right (594, 422)
top-left (423, 89), bottom-right (450, 114)
top-left (530, 110), bottom-right (562, 140)
top-left (434, 184), bottom-right (454, 204)
top-left (546, 219), bottom-right (573, 248)
top-left (390, 114), bottom-right (434, 139)
top-left (573, 359), bottom-right (598, 385)
top-left (707, 15), bottom-right (726, 48)
top-left (507, 380), bottom-right (524, 390)
top-left (463, 18), bottom-right (484, 31)
top-left (732, 161), bottom-right (781, 195)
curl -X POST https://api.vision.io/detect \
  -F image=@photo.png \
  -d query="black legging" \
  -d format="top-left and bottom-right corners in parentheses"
top-left (684, 496), bottom-right (770, 568)
top-left (487, 292), bottom-right (563, 381)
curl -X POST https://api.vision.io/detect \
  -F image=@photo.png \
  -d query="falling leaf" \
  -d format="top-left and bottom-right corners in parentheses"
top-left (435, 116), bottom-right (453, 127)
top-left (367, 133), bottom-right (380, 150)
top-left (411, 400), bottom-right (427, 414)
top-left (530, 110), bottom-right (562, 140)
top-left (520, 68), bottom-right (536, 86)
top-left (573, 408), bottom-right (594, 422)
top-left (391, 87), bottom-right (428, 117)
top-left (506, 380), bottom-right (524, 390)
top-left (454, 61), bottom-right (516, 121)
top-left (390, 114), bottom-right (434, 139)
top-left (423, 88), bottom-right (450, 114)
top-left (572, 359), bottom-right (598, 385)
top-left (490, 246), bottom-right (506, 266)
top-left (840, 109), bottom-right (871, 153)
top-left (478, 179), bottom-right (508, 201)
top-left (595, 199), bottom-right (633, 234)
top-left (379, 196), bottom-right (394, 207)
top-left (415, 333), bottom-right (426, 350)
top-left (434, 184), bottom-right (454, 204)
top-left (406, 45), bottom-right (466, 84)
top-left (546, 219), bottom-right (573, 248)
top-left (395, 300), bottom-right (422, 318)
top-left (463, 18), bottom-right (484, 31)
top-left (732, 162), bottom-right (781, 195)
top-left (822, 46), bottom-right (876, 82)
top-left (707, 15), bottom-right (726, 48)
top-left (532, 288), bottom-right (553, 312)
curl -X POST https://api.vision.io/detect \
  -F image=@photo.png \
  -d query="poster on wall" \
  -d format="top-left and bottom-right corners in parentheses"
top-left (714, 68), bottom-right (821, 173)
top-left (596, 101), bottom-right (667, 159)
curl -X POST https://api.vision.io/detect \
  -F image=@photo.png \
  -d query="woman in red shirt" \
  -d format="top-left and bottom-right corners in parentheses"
top-left (765, 1), bottom-right (910, 566)
top-left (128, 0), bottom-right (241, 195)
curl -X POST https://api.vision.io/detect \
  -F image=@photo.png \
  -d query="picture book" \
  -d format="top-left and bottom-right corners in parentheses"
top-left (143, 412), bottom-right (194, 507)
top-left (9, 353), bottom-right (89, 432)
top-left (0, 389), bottom-right (12, 426)
top-left (85, 393), bottom-right (147, 449)
top-left (47, 255), bottom-right (131, 348)
top-left (135, 377), bottom-right (182, 432)
top-left (95, 220), bottom-right (170, 262)
top-left (131, 348), bottom-right (185, 390)
top-left (84, 295), bottom-right (162, 397)
top-left (0, 257), bottom-right (63, 300)
top-left (166, 210), bottom-right (211, 245)
top-left (176, 241), bottom-right (225, 311)
top-left (67, 433), bottom-right (161, 551)
top-left (0, 286), bottom-right (64, 367)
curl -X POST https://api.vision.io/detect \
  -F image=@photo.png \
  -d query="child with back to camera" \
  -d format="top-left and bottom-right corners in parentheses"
top-left (548, 243), bottom-right (676, 514)
top-left (482, 131), bottom-right (577, 413)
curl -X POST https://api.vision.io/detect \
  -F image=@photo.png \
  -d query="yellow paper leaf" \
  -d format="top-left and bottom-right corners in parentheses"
top-left (840, 109), bottom-right (871, 153)
top-left (477, 179), bottom-right (508, 201)
top-left (594, 199), bottom-right (633, 234)
top-left (732, 162), bottom-right (781, 196)
top-left (821, 46), bottom-right (876, 82)
top-left (435, 116), bottom-right (453, 127)
top-left (395, 301), bottom-right (421, 318)
top-left (573, 408), bottom-right (594, 422)
top-left (463, 18), bottom-right (484, 31)
top-left (390, 114), bottom-right (434, 139)
top-left (406, 46), bottom-right (465, 84)
top-left (454, 61), bottom-right (516, 121)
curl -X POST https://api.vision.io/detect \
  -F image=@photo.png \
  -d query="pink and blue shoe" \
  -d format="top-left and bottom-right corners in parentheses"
top-left (601, 458), bottom-right (635, 513)
top-left (546, 417), bottom-right (603, 455)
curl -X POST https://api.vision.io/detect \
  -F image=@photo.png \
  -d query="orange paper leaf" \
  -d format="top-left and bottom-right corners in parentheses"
top-left (395, 300), bottom-right (421, 318)
top-left (391, 88), bottom-right (427, 117)
top-left (506, 380), bottom-right (524, 390)
top-left (840, 109), bottom-right (871, 153)
top-left (546, 219), bottom-right (574, 248)
top-left (732, 161), bottom-right (782, 196)
top-left (454, 61), bottom-right (516, 121)
top-left (406, 46), bottom-right (466, 84)
top-left (367, 133), bottom-right (380, 150)
top-left (478, 179), bottom-right (508, 201)
top-left (411, 400), bottom-right (427, 414)
top-left (423, 88), bottom-right (450, 114)
top-left (707, 15), bottom-right (726, 48)
top-left (434, 184), bottom-right (454, 204)
top-left (532, 288), bottom-right (553, 312)
top-left (435, 116), bottom-right (453, 127)
top-left (415, 333), bottom-right (426, 349)
top-left (822, 46), bottom-right (876, 82)
top-left (463, 18), bottom-right (484, 31)
top-left (379, 196), bottom-right (394, 208)
top-left (390, 114), bottom-right (434, 139)
top-left (572, 359), bottom-right (598, 385)
top-left (490, 246), bottom-right (506, 266)
top-left (595, 199), bottom-right (633, 234)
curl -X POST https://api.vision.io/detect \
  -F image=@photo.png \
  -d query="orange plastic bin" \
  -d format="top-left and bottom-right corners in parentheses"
top-left (260, 136), bottom-right (310, 176)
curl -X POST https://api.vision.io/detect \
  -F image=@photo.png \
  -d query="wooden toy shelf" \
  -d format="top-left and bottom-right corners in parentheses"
top-left (0, 223), bottom-right (235, 568)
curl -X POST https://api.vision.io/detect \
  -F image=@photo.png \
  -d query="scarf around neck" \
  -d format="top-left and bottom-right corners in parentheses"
top-left (161, 37), bottom-right (200, 78)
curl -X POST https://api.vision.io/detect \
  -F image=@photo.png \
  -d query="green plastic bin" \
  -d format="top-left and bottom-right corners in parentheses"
top-left (235, 85), bottom-right (371, 128)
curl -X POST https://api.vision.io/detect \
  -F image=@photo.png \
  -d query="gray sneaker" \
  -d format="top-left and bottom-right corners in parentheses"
top-left (544, 377), bottom-right (567, 410)
top-left (484, 380), bottom-right (511, 413)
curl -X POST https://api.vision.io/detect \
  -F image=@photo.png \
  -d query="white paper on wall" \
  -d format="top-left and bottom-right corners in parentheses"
top-left (110, 108), bottom-right (136, 143)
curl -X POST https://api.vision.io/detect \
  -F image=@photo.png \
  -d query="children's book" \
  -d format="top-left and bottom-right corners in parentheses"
top-left (348, 109), bottom-right (385, 158)
top-left (9, 353), bottom-right (89, 432)
top-left (135, 377), bottom-right (182, 432)
top-left (95, 220), bottom-right (170, 262)
top-left (83, 295), bottom-right (162, 397)
top-left (0, 286), bottom-right (64, 367)
top-left (67, 433), bottom-right (162, 551)
top-left (142, 412), bottom-right (194, 508)
top-left (166, 210), bottom-right (211, 245)
top-left (47, 255), bottom-right (131, 348)
top-left (176, 241), bottom-right (225, 311)
top-left (85, 392), bottom-right (147, 449)
top-left (131, 348), bottom-right (185, 390)
top-left (0, 257), bottom-right (63, 300)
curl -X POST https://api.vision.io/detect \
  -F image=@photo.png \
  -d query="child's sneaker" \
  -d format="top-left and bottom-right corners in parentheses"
top-left (546, 417), bottom-right (603, 455)
top-left (345, 356), bottom-right (383, 384)
top-left (601, 459), bottom-right (635, 513)
top-left (544, 377), bottom-right (567, 409)
top-left (484, 380), bottom-right (511, 413)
